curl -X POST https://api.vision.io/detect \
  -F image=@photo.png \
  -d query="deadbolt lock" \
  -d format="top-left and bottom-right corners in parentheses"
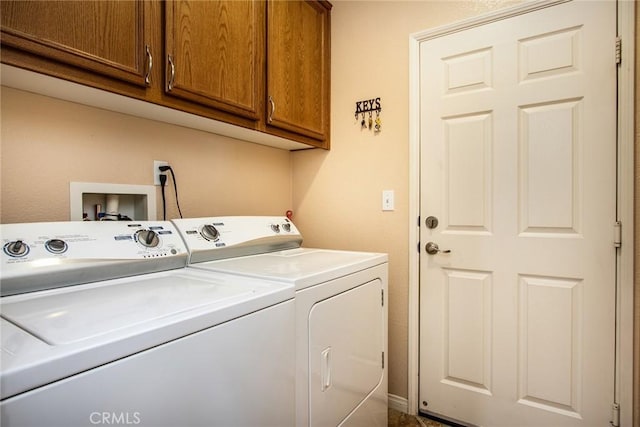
top-left (425, 216), bottom-right (439, 229)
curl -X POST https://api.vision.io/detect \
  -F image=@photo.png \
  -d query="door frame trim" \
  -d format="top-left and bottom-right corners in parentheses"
top-left (616, 1), bottom-right (636, 424)
top-left (407, 1), bottom-right (635, 424)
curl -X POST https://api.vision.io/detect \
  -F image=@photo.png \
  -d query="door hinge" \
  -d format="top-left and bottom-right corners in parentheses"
top-left (382, 352), bottom-right (385, 369)
top-left (417, 242), bottom-right (421, 253)
top-left (381, 289), bottom-right (384, 307)
top-left (614, 221), bottom-right (622, 248)
top-left (417, 216), bottom-right (421, 226)
top-left (610, 402), bottom-right (620, 427)
top-left (615, 37), bottom-right (622, 65)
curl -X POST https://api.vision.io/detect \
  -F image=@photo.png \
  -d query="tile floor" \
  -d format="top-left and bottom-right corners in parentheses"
top-left (388, 408), bottom-right (448, 427)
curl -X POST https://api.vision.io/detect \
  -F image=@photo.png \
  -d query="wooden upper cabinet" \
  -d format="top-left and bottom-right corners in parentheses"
top-left (1, 0), bottom-right (331, 149)
top-left (266, 0), bottom-right (331, 146)
top-left (165, 1), bottom-right (264, 120)
top-left (0, 0), bottom-right (151, 87)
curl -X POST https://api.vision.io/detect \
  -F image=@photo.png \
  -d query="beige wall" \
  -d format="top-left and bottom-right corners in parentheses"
top-left (292, 0), bottom-right (520, 399)
top-left (1, 87), bottom-right (293, 223)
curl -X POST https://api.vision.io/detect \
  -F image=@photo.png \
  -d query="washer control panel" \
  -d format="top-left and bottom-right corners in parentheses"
top-left (1, 221), bottom-right (184, 261)
top-left (172, 216), bottom-right (303, 263)
top-left (0, 221), bottom-right (188, 296)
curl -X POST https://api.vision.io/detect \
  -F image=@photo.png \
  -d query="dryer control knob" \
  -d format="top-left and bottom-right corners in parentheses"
top-left (136, 230), bottom-right (160, 248)
top-left (201, 224), bottom-right (220, 241)
top-left (4, 240), bottom-right (29, 257)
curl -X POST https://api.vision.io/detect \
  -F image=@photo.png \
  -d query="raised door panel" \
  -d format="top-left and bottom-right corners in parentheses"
top-left (165, 0), bottom-right (263, 120)
top-left (266, 0), bottom-right (330, 146)
top-left (0, 0), bottom-right (149, 87)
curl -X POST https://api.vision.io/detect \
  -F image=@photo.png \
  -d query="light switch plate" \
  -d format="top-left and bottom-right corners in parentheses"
top-left (382, 190), bottom-right (394, 211)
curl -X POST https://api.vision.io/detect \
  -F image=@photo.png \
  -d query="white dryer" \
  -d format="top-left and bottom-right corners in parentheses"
top-left (0, 220), bottom-right (295, 427)
top-left (172, 216), bottom-right (389, 427)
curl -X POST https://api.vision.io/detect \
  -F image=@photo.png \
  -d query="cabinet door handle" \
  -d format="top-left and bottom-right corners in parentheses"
top-left (167, 55), bottom-right (175, 91)
top-left (145, 45), bottom-right (153, 86)
top-left (268, 95), bottom-right (275, 123)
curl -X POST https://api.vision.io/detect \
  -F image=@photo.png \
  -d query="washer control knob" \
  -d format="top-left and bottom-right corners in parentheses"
top-left (136, 230), bottom-right (160, 248)
top-left (4, 240), bottom-right (29, 257)
top-left (201, 224), bottom-right (220, 241)
top-left (281, 223), bottom-right (291, 232)
top-left (271, 224), bottom-right (280, 233)
top-left (45, 238), bottom-right (68, 254)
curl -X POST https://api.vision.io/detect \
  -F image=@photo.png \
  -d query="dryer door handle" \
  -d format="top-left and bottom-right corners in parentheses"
top-left (321, 347), bottom-right (332, 392)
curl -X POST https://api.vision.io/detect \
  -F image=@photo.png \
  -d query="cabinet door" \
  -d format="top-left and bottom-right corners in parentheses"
top-left (0, 0), bottom-right (150, 87)
top-left (266, 0), bottom-right (331, 145)
top-left (165, 1), bottom-right (264, 120)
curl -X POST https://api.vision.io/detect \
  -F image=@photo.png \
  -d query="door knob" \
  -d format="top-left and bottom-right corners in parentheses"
top-left (425, 242), bottom-right (451, 255)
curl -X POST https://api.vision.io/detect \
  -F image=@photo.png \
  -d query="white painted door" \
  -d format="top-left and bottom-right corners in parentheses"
top-left (418, 1), bottom-right (617, 426)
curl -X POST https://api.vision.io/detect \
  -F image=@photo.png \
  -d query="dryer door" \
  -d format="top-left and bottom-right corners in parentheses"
top-left (308, 279), bottom-right (384, 427)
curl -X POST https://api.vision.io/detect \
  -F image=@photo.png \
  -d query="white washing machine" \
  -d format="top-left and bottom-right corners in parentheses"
top-left (0, 220), bottom-right (295, 427)
top-left (172, 216), bottom-right (389, 427)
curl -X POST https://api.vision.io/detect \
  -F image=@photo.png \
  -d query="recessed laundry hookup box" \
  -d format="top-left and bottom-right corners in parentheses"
top-left (70, 182), bottom-right (156, 221)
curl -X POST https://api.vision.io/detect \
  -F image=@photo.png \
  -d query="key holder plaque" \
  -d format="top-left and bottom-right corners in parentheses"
top-left (355, 97), bottom-right (382, 132)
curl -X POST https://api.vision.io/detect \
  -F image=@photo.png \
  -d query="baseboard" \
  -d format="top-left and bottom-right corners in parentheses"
top-left (388, 394), bottom-right (409, 413)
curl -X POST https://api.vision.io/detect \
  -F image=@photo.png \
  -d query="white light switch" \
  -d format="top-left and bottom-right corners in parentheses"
top-left (382, 190), bottom-right (394, 211)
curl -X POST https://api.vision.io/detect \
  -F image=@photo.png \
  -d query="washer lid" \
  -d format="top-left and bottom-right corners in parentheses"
top-left (0, 269), bottom-right (294, 400)
top-left (1, 273), bottom-right (254, 345)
